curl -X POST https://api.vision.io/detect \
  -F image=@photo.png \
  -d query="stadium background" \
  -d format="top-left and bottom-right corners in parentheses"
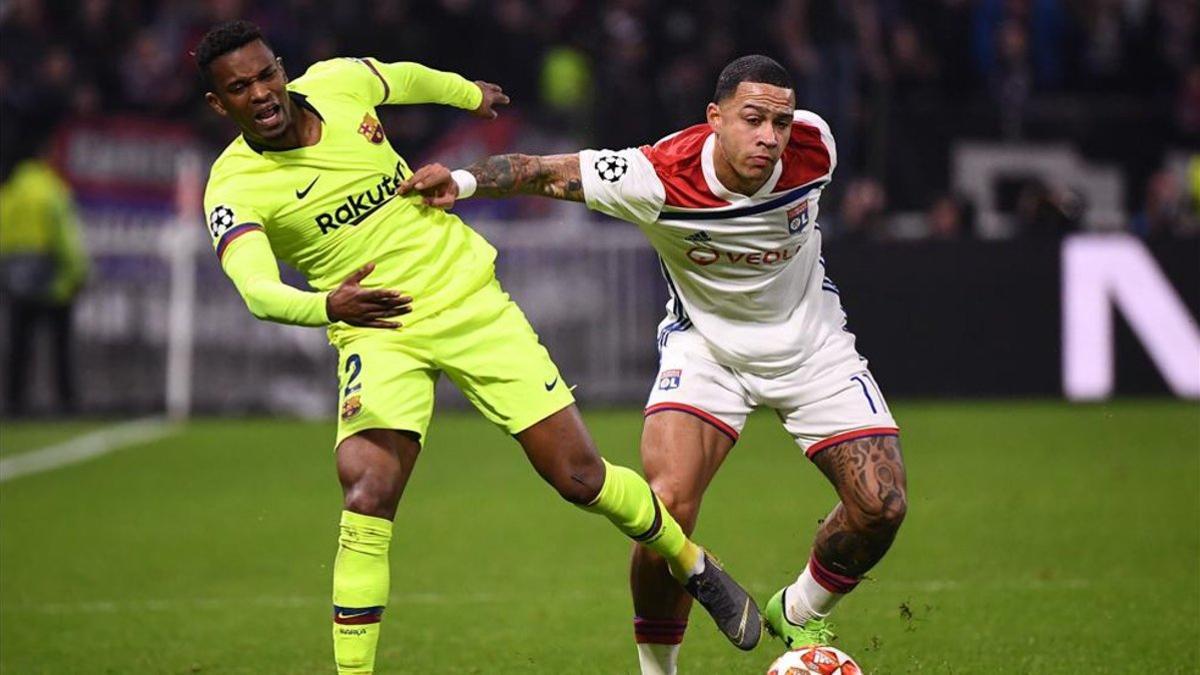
top-left (0, 0), bottom-right (1197, 673)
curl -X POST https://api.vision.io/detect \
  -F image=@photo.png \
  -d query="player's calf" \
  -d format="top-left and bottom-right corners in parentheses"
top-left (812, 434), bottom-right (907, 578)
top-left (769, 434), bottom-right (906, 640)
top-left (628, 488), bottom-right (701, 675)
top-left (519, 406), bottom-right (760, 649)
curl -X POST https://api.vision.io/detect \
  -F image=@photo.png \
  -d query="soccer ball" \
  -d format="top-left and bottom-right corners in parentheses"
top-left (766, 646), bottom-right (862, 675)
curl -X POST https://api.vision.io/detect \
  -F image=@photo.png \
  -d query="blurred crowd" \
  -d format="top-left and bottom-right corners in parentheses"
top-left (0, 0), bottom-right (1197, 239)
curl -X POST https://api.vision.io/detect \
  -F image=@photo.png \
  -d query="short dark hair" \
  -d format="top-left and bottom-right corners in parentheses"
top-left (194, 20), bottom-right (269, 85)
top-left (713, 55), bottom-right (793, 103)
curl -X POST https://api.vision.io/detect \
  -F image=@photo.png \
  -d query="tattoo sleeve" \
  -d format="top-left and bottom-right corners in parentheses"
top-left (810, 435), bottom-right (907, 578)
top-left (464, 153), bottom-right (584, 202)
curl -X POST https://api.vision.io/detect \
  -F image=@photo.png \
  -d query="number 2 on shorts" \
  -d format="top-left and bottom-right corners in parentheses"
top-left (344, 354), bottom-right (363, 398)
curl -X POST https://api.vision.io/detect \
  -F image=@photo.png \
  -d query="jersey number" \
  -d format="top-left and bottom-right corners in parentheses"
top-left (344, 354), bottom-right (363, 398)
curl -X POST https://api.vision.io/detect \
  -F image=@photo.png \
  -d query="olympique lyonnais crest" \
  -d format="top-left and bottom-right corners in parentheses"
top-left (787, 199), bottom-right (809, 234)
top-left (357, 113), bottom-right (385, 144)
top-left (657, 369), bottom-right (682, 391)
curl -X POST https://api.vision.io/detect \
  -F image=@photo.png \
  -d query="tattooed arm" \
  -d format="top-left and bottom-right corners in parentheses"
top-left (401, 148), bottom-right (663, 224)
top-left (398, 154), bottom-right (584, 208)
top-left (463, 153), bottom-right (584, 202)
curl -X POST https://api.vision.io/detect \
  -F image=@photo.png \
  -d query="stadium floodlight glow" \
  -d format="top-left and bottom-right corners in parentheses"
top-left (1062, 234), bottom-right (1200, 401)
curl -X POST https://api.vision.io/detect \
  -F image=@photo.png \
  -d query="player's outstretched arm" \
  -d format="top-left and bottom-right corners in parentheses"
top-left (468, 153), bottom-right (583, 200)
top-left (361, 60), bottom-right (508, 117)
top-left (399, 154), bottom-right (583, 208)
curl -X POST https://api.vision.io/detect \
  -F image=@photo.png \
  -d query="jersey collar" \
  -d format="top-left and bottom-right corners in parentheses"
top-left (701, 132), bottom-right (783, 202)
top-left (243, 91), bottom-right (325, 154)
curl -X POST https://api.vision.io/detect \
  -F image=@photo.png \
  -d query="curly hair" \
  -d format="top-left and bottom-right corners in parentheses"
top-left (194, 20), bottom-right (270, 85)
top-left (713, 55), bottom-right (793, 103)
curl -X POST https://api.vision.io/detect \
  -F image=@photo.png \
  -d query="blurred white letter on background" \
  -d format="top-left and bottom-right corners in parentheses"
top-left (1063, 234), bottom-right (1200, 401)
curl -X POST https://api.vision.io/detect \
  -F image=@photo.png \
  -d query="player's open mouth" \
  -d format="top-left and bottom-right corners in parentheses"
top-left (254, 104), bottom-right (282, 128)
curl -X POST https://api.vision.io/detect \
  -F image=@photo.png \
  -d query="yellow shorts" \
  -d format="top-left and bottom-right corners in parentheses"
top-left (330, 279), bottom-right (575, 446)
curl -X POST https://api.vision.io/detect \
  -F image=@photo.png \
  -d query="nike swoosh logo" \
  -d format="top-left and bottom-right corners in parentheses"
top-left (296, 175), bottom-right (319, 199)
top-left (335, 609), bottom-right (379, 621)
top-left (733, 598), bottom-right (750, 643)
top-left (544, 377), bottom-right (559, 391)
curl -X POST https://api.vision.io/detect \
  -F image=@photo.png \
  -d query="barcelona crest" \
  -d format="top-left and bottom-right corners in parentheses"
top-left (358, 113), bottom-right (385, 144)
top-left (341, 394), bottom-right (363, 420)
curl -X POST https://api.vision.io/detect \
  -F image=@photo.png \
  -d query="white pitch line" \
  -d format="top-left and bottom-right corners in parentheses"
top-left (0, 417), bottom-right (177, 483)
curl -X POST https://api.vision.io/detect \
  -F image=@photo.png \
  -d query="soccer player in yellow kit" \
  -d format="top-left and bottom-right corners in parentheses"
top-left (196, 21), bottom-right (760, 673)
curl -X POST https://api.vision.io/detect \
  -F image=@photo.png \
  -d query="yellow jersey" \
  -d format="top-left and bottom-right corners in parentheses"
top-left (203, 57), bottom-right (493, 331)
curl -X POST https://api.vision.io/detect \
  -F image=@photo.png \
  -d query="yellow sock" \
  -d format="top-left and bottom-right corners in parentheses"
top-left (332, 511), bottom-right (392, 675)
top-left (582, 460), bottom-right (703, 581)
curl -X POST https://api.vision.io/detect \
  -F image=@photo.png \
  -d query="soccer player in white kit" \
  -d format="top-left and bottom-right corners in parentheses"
top-left (403, 55), bottom-right (908, 674)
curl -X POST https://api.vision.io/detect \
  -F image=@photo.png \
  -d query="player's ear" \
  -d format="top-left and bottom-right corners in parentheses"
top-left (706, 101), bottom-right (722, 131)
top-left (205, 91), bottom-right (229, 118)
top-left (276, 56), bottom-right (287, 83)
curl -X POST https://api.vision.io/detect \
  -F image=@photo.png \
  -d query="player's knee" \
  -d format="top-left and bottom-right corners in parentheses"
top-left (648, 480), bottom-right (700, 534)
top-left (552, 454), bottom-right (606, 505)
top-left (856, 488), bottom-right (907, 534)
top-left (881, 490), bottom-right (907, 532)
top-left (343, 476), bottom-right (400, 519)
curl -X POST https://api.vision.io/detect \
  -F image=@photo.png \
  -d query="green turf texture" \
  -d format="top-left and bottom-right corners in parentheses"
top-left (1, 400), bottom-right (1197, 674)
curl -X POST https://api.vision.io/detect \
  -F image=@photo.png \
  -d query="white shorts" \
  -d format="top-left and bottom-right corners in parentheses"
top-left (645, 328), bottom-right (899, 458)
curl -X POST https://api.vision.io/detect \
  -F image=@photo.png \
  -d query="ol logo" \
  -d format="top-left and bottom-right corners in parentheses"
top-left (358, 113), bottom-right (385, 144)
top-left (657, 369), bottom-right (682, 391)
top-left (787, 199), bottom-right (809, 234)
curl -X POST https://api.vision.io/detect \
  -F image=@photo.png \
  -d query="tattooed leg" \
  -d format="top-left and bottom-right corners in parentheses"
top-left (812, 434), bottom-right (907, 577)
top-left (780, 434), bottom-right (907, 626)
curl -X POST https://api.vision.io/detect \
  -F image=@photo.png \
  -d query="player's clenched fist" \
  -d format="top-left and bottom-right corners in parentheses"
top-left (325, 262), bottom-right (412, 328)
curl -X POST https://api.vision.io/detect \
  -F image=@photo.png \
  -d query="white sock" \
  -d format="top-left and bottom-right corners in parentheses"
top-left (637, 643), bottom-right (680, 675)
top-left (784, 565), bottom-right (843, 625)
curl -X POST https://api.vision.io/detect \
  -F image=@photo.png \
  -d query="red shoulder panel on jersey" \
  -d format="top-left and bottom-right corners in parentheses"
top-left (776, 120), bottom-right (832, 191)
top-left (640, 124), bottom-right (728, 209)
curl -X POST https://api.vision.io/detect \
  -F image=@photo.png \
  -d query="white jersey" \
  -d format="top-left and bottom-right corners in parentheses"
top-left (580, 110), bottom-right (842, 375)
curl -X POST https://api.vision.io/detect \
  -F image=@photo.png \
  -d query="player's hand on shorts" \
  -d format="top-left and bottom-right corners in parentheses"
top-left (325, 263), bottom-right (412, 329)
top-left (471, 81), bottom-right (509, 119)
top-left (398, 164), bottom-right (458, 209)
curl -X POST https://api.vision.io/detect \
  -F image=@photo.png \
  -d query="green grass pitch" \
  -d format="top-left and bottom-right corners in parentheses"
top-left (1, 400), bottom-right (1197, 673)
